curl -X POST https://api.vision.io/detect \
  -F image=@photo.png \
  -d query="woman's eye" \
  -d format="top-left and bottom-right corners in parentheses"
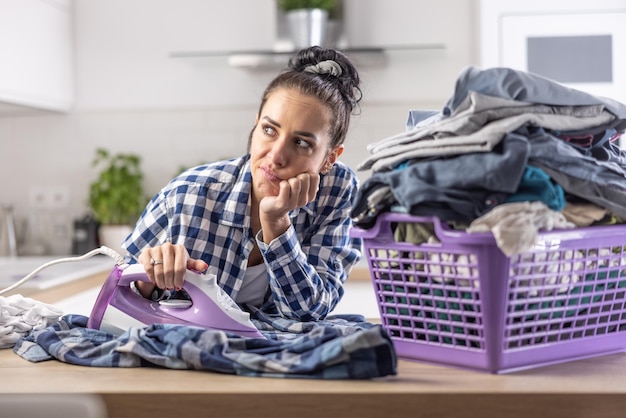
top-left (295, 138), bottom-right (312, 149)
top-left (263, 125), bottom-right (276, 136)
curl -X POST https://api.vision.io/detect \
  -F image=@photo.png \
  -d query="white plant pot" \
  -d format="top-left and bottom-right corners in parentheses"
top-left (286, 9), bottom-right (328, 48)
top-left (98, 224), bottom-right (132, 258)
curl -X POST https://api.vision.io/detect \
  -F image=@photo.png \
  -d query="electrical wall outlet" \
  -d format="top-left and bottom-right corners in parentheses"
top-left (29, 187), bottom-right (49, 209)
top-left (29, 186), bottom-right (70, 209)
top-left (48, 186), bottom-right (70, 209)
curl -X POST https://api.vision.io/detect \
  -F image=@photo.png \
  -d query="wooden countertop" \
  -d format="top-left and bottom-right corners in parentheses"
top-left (3, 272), bottom-right (626, 418)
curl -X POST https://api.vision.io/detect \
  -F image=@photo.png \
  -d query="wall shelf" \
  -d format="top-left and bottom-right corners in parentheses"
top-left (169, 44), bottom-right (446, 69)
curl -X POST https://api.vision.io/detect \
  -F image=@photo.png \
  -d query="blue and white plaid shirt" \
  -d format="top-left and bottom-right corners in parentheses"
top-left (123, 156), bottom-right (362, 321)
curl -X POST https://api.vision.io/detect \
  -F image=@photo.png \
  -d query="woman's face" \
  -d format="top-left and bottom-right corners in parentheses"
top-left (249, 88), bottom-right (343, 201)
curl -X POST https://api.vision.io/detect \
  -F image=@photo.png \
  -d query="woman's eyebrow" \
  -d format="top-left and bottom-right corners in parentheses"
top-left (263, 116), bottom-right (281, 127)
top-left (262, 116), bottom-right (319, 141)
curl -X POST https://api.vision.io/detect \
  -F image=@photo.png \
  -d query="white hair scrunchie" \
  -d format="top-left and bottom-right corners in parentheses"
top-left (304, 60), bottom-right (343, 77)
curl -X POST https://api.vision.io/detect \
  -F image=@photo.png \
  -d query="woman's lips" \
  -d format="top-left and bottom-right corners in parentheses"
top-left (261, 166), bottom-right (282, 182)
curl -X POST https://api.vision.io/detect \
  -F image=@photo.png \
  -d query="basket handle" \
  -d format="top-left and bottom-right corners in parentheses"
top-left (350, 211), bottom-right (478, 244)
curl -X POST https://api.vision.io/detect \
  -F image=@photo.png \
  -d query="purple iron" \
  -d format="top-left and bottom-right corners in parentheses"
top-left (87, 263), bottom-right (264, 338)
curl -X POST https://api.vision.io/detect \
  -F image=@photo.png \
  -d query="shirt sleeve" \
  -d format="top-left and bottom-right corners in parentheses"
top-left (256, 166), bottom-right (363, 321)
top-left (122, 192), bottom-right (171, 261)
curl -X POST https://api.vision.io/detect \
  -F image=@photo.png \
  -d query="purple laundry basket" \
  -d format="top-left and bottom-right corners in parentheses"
top-left (351, 212), bottom-right (626, 373)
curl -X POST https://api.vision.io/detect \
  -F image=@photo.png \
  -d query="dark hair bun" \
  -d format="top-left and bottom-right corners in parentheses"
top-left (289, 46), bottom-right (362, 111)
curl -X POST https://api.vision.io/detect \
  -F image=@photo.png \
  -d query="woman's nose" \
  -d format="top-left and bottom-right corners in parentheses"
top-left (267, 138), bottom-right (288, 166)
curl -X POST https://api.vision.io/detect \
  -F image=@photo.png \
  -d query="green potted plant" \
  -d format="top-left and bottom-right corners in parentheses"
top-left (277, 0), bottom-right (340, 48)
top-left (277, 0), bottom-right (336, 12)
top-left (88, 148), bottom-right (147, 256)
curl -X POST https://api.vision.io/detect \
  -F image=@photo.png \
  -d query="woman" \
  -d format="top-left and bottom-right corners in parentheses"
top-left (122, 46), bottom-right (363, 321)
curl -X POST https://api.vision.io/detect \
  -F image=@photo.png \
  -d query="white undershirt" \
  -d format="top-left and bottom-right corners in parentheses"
top-left (235, 263), bottom-right (268, 307)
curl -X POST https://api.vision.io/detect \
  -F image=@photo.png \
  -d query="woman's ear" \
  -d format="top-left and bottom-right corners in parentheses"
top-left (321, 145), bottom-right (344, 173)
top-left (328, 145), bottom-right (344, 164)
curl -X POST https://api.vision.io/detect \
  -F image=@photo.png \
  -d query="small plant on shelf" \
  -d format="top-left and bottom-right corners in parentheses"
top-left (277, 0), bottom-right (336, 12)
top-left (88, 148), bottom-right (147, 226)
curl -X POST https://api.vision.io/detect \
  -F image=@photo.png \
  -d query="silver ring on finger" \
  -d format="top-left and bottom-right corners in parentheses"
top-left (150, 257), bottom-right (164, 266)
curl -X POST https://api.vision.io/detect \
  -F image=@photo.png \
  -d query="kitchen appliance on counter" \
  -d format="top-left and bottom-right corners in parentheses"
top-left (72, 215), bottom-right (100, 255)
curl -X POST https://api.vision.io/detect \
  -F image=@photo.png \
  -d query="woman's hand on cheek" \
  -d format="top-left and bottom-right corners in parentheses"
top-left (261, 172), bottom-right (320, 217)
top-left (259, 172), bottom-right (320, 240)
top-left (289, 172), bottom-right (321, 207)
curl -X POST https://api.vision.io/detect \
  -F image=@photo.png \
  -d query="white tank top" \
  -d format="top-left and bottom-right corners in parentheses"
top-left (235, 263), bottom-right (268, 307)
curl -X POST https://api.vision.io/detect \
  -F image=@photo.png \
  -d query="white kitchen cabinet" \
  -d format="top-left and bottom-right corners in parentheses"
top-left (0, 0), bottom-right (74, 113)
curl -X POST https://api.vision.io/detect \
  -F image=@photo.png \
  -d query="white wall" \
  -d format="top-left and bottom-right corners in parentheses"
top-left (0, 0), bottom-right (478, 255)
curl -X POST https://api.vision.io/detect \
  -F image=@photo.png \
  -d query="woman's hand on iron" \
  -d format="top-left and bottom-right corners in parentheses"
top-left (139, 243), bottom-right (208, 291)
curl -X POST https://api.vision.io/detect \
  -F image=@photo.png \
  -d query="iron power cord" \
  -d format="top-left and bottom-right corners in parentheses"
top-left (0, 246), bottom-right (127, 296)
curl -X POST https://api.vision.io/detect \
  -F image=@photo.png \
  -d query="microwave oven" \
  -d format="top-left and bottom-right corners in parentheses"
top-left (479, 0), bottom-right (626, 105)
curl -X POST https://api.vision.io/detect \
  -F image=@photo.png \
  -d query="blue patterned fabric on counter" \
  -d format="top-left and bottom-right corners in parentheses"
top-left (13, 313), bottom-right (397, 380)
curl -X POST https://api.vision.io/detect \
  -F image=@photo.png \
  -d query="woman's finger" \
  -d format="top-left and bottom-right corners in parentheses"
top-left (173, 244), bottom-right (191, 290)
top-left (159, 243), bottom-right (177, 290)
top-left (187, 258), bottom-right (209, 273)
top-left (287, 177), bottom-right (301, 207)
top-left (139, 248), bottom-right (158, 286)
top-left (295, 173), bottom-right (309, 207)
top-left (308, 172), bottom-right (321, 202)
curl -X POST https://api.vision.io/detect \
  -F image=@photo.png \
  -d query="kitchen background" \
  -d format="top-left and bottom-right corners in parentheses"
top-left (0, 0), bottom-right (623, 257)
